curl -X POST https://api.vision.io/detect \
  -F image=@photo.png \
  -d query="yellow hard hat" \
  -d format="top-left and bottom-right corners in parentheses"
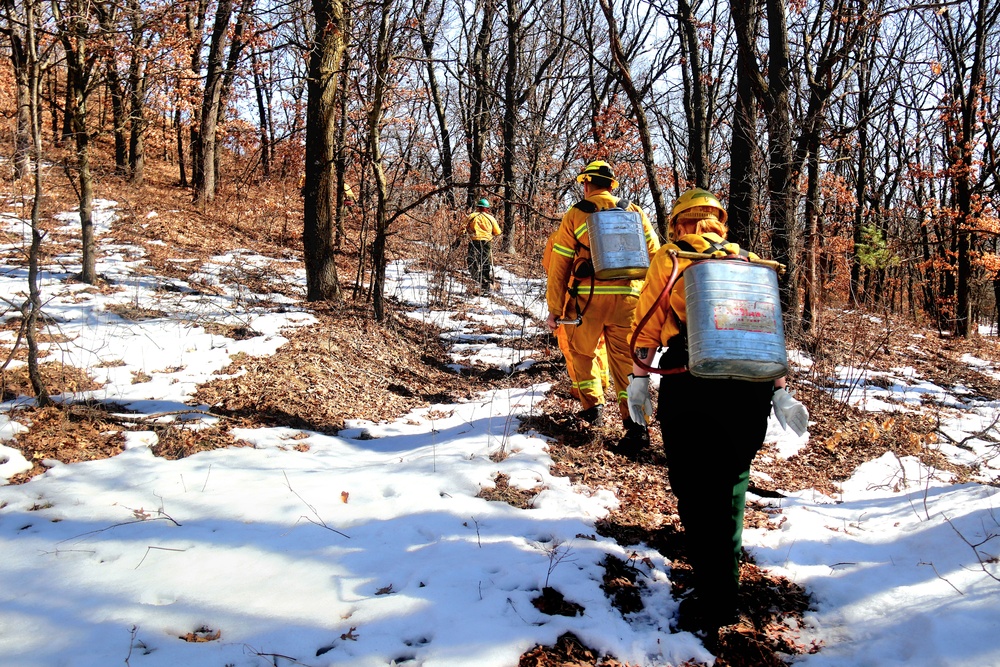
top-left (576, 160), bottom-right (619, 190)
top-left (669, 188), bottom-right (727, 225)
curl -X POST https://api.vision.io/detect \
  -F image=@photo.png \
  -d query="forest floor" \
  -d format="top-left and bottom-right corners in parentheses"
top-left (4, 163), bottom-right (1000, 666)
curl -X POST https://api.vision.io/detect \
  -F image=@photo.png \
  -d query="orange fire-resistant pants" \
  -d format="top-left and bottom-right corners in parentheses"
top-left (561, 292), bottom-right (637, 420)
top-left (555, 326), bottom-right (609, 400)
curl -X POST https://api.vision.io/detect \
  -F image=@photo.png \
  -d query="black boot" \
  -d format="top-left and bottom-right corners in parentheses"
top-left (610, 418), bottom-right (649, 459)
top-left (578, 404), bottom-right (604, 426)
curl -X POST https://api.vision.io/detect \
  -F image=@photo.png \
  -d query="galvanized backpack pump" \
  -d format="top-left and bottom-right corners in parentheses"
top-left (631, 240), bottom-right (788, 381)
top-left (556, 199), bottom-right (649, 325)
top-left (579, 200), bottom-right (649, 280)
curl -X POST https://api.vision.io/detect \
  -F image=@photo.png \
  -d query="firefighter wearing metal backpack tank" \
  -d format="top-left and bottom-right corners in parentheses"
top-left (628, 187), bottom-right (808, 636)
top-left (545, 161), bottom-right (660, 447)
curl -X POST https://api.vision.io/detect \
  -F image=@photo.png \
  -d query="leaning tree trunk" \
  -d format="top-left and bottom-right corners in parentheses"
top-left (417, 0), bottom-right (455, 208)
top-left (598, 0), bottom-right (670, 235)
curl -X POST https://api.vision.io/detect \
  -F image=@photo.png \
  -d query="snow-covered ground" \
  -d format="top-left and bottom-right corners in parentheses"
top-left (0, 200), bottom-right (998, 666)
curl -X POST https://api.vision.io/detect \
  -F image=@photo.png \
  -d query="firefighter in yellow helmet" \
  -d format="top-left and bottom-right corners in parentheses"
top-left (628, 187), bottom-right (808, 636)
top-left (462, 198), bottom-right (502, 295)
top-left (545, 160), bottom-right (660, 450)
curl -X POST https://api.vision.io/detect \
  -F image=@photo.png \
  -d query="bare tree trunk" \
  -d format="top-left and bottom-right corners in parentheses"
top-left (801, 136), bottom-right (820, 332)
top-left (48, 66), bottom-right (60, 146)
top-left (2, 0), bottom-right (32, 180)
top-left (61, 79), bottom-right (73, 141)
top-left (94, 0), bottom-right (128, 174)
top-left (250, 47), bottom-right (270, 179)
top-left (952, 0), bottom-right (995, 337)
top-left (175, 103), bottom-right (188, 187)
top-left (500, 0), bottom-right (519, 254)
top-left (186, 0), bottom-right (208, 192)
top-left (417, 0), bottom-right (455, 208)
top-left (193, 0), bottom-right (233, 204)
top-left (127, 0), bottom-right (147, 184)
top-left (467, 0), bottom-right (495, 209)
top-left (851, 80), bottom-right (868, 306)
top-left (732, 0), bottom-right (798, 330)
top-left (597, 0), bottom-right (669, 235)
top-left (107, 65), bottom-right (129, 174)
top-left (54, 0), bottom-right (97, 283)
top-left (302, 0), bottom-right (345, 301)
top-left (678, 0), bottom-right (708, 188)
top-left (369, 0), bottom-right (392, 322)
top-left (764, 0), bottom-right (796, 327)
top-left (210, 0), bottom-right (254, 189)
top-left (24, 0), bottom-right (50, 406)
top-left (728, 1), bottom-right (758, 250)
top-left (334, 43), bottom-right (351, 247)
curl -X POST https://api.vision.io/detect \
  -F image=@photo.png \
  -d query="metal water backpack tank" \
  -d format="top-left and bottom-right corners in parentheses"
top-left (588, 209), bottom-right (649, 280)
top-left (684, 258), bottom-right (788, 381)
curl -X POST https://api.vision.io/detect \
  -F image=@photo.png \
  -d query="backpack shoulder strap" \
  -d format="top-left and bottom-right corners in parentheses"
top-left (676, 236), bottom-right (751, 258)
top-left (572, 198), bottom-right (631, 213)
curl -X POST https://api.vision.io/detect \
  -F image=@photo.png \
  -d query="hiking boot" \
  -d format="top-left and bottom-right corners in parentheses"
top-left (578, 404), bottom-right (604, 426)
top-left (672, 594), bottom-right (737, 636)
top-left (610, 419), bottom-right (649, 459)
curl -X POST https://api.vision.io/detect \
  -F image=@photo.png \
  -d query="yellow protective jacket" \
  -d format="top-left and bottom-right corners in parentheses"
top-left (464, 211), bottom-right (501, 241)
top-left (632, 232), bottom-right (758, 349)
top-left (545, 192), bottom-right (660, 319)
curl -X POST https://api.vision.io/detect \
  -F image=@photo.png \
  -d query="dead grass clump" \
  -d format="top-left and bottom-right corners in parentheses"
top-left (194, 306), bottom-right (468, 433)
top-left (519, 632), bottom-right (629, 667)
top-left (600, 554), bottom-right (644, 615)
top-left (153, 423), bottom-right (253, 460)
top-left (477, 472), bottom-right (540, 509)
top-left (6, 406), bottom-right (125, 483)
top-left (0, 362), bottom-right (101, 401)
top-left (104, 303), bottom-right (169, 321)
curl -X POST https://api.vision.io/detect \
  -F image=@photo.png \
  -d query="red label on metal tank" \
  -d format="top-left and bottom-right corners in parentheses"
top-left (712, 300), bottom-right (777, 333)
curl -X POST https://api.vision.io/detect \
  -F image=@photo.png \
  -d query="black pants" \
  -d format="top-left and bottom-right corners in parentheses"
top-left (467, 240), bottom-right (493, 290)
top-left (656, 370), bottom-right (772, 621)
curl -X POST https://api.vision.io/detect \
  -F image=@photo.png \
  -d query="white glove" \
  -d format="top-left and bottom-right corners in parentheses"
top-left (627, 374), bottom-right (653, 425)
top-left (772, 388), bottom-right (809, 436)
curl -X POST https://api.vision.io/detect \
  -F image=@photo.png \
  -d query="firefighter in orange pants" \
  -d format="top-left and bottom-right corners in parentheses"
top-left (544, 161), bottom-right (659, 450)
top-left (543, 234), bottom-right (610, 399)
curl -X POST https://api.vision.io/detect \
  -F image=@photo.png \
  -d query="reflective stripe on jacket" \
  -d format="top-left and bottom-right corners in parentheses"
top-left (545, 192), bottom-right (659, 318)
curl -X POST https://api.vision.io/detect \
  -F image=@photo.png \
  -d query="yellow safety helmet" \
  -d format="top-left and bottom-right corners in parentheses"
top-left (576, 160), bottom-right (619, 190)
top-left (669, 188), bottom-right (727, 225)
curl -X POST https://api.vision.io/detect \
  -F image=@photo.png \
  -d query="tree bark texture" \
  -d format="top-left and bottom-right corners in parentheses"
top-left (302, 0), bottom-right (346, 302)
top-left (194, 0), bottom-right (233, 204)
